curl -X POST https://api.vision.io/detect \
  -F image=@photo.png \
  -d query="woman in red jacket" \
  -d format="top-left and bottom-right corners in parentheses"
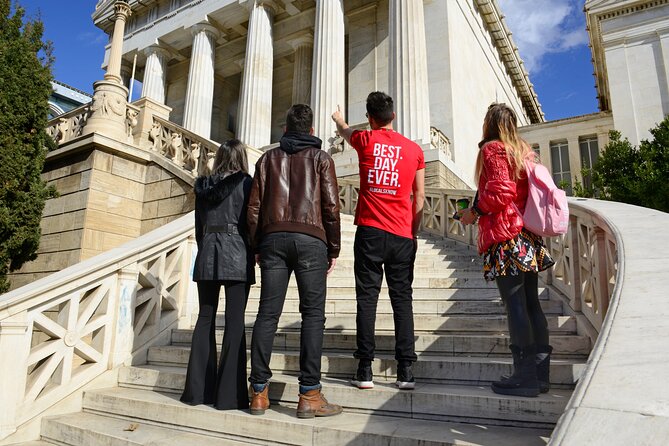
top-left (460, 103), bottom-right (554, 397)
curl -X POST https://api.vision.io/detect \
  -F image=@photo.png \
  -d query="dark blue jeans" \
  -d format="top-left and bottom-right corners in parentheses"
top-left (249, 232), bottom-right (328, 388)
top-left (353, 225), bottom-right (418, 364)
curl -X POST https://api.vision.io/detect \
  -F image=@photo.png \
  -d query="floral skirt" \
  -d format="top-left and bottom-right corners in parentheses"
top-left (483, 229), bottom-right (555, 282)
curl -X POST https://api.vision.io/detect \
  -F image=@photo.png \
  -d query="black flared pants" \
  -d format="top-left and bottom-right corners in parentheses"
top-left (181, 280), bottom-right (250, 409)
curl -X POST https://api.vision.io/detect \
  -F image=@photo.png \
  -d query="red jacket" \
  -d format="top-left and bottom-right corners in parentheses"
top-left (476, 141), bottom-right (528, 254)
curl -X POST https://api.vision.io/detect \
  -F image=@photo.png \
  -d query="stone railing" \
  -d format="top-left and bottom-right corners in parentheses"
top-left (430, 126), bottom-right (453, 161)
top-left (339, 179), bottom-right (669, 444)
top-left (45, 104), bottom-right (92, 145)
top-left (147, 116), bottom-right (219, 176)
top-left (0, 212), bottom-right (197, 440)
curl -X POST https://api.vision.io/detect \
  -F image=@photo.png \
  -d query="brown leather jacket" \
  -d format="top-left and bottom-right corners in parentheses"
top-left (247, 132), bottom-right (341, 258)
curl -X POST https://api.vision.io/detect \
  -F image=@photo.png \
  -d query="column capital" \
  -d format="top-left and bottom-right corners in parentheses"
top-left (113, 0), bottom-right (132, 21)
top-left (287, 32), bottom-right (314, 51)
top-left (143, 44), bottom-right (172, 61)
top-left (191, 22), bottom-right (221, 40)
top-left (242, 0), bottom-right (278, 15)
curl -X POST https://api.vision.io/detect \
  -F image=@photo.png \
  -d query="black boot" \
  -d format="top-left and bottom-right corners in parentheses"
top-left (491, 345), bottom-right (540, 397)
top-left (536, 345), bottom-right (552, 393)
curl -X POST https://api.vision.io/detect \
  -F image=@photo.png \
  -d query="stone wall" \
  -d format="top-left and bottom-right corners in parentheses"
top-left (9, 143), bottom-right (195, 291)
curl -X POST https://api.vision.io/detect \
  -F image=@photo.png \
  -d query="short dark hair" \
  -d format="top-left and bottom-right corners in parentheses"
top-left (286, 104), bottom-right (313, 133)
top-left (212, 139), bottom-right (248, 175)
top-left (366, 91), bottom-right (394, 126)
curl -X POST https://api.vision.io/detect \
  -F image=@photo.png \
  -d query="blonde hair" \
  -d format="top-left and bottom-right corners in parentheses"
top-left (475, 103), bottom-right (535, 182)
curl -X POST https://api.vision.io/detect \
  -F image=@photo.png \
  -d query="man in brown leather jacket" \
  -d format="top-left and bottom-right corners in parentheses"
top-left (247, 104), bottom-right (343, 418)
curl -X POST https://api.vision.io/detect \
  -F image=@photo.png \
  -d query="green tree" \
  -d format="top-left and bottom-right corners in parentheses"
top-left (591, 118), bottom-right (669, 212)
top-left (0, 0), bottom-right (57, 293)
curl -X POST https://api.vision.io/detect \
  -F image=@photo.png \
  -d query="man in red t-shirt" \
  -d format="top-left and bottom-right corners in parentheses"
top-left (332, 91), bottom-right (425, 390)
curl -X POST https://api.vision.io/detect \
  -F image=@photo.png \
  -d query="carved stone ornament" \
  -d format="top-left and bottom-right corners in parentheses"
top-left (91, 91), bottom-right (125, 117)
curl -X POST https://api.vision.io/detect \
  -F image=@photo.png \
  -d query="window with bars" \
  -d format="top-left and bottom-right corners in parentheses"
top-left (550, 140), bottom-right (572, 195)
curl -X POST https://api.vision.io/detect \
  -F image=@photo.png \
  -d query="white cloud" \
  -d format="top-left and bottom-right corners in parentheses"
top-left (497, 0), bottom-right (589, 73)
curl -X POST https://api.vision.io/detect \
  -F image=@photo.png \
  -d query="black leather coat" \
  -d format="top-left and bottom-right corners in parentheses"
top-left (193, 171), bottom-right (255, 283)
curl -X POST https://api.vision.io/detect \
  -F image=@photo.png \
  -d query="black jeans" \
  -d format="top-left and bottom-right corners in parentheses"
top-left (181, 280), bottom-right (250, 409)
top-left (250, 232), bottom-right (328, 388)
top-left (354, 225), bottom-right (418, 364)
top-left (495, 271), bottom-right (549, 349)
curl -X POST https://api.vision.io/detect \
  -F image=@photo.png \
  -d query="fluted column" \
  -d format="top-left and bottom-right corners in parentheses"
top-left (84, 0), bottom-right (131, 139)
top-left (237, 1), bottom-right (276, 149)
top-left (105, 1), bottom-right (132, 83)
top-left (290, 35), bottom-right (313, 105)
top-left (183, 23), bottom-right (219, 138)
top-left (389, 0), bottom-right (431, 145)
top-left (311, 0), bottom-right (345, 146)
top-left (141, 45), bottom-right (170, 104)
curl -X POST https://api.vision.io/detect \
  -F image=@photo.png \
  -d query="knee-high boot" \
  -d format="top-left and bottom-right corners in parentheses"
top-left (536, 344), bottom-right (552, 393)
top-left (491, 345), bottom-right (540, 397)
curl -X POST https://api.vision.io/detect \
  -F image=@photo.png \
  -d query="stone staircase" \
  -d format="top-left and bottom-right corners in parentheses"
top-left (11, 215), bottom-right (590, 445)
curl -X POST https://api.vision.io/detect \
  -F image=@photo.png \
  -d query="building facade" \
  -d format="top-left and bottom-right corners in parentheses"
top-left (92, 0), bottom-right (544, 187)
top-left (48, 81), bottom-right (92, 119)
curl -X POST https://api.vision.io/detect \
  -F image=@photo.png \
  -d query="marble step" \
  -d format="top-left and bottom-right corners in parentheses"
top-left (328, 258), bottom-right (483, 269)
top-left (209, 314), bottom-right (577, 334)
top-left (240, 296), bottom-right (563, 316)
top-left (40, 412), bottom-right (249, 446)
top-left (147, 347), bottom-right (584, 386)
top-left (247, 286), bottom-right (535, 300)
top-left (170, 329), bottom-right (591, 357)
top-left (5, 442), bottom-right (53, 446)
top-left (252, 268), bottom-right (487, 280)
top-left (81, 387), bottom-right (552, 445)
top-left (246, 276), bottom-right (498, 289)
top-left (119, 366), bottom-right (570, 428)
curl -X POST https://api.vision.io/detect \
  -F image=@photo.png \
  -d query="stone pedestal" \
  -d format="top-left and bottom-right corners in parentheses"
top-left (83, 80), bottom-right (130, 140)
top-left (0, 316), bottom-right (30, 440)
top-left (132, 97), bottom-right (173, 150)
top-left (389, 0), bottom-right (431, 145)
top-left (237, 2), bottom-right (276, 149)
top-left (183, 23), bottom-right (219, 139)
top-left (311, 0), bottom-right (345, 147)
top-left (141, 45), bottom-right (170, 104)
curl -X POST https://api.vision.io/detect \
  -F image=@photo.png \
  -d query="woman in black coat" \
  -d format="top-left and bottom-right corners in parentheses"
top-left (181, 139), bottom-right (255, 410)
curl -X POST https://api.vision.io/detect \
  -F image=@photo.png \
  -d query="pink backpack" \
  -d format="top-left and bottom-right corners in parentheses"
top-left (522, 160), bottom-right (569, 237)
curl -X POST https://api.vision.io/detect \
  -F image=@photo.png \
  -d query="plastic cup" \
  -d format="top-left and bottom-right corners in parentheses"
top-left (456, 198), bottom-right (470, 211)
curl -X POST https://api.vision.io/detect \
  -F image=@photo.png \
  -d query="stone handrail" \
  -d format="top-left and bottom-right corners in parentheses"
top-left (339, 179), bottom-right (669, 444)
top-left (0, 212), bottom-right (198, 440)
top-left (45, 104), bottom-right (92, 145)
top-left (430, 126), bottom-right (453, 161)
top-left (147, 116), bottom-right (219, 176)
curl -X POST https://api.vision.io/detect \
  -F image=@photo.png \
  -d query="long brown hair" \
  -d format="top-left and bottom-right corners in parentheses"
top-left (475, 103), bottom-right (535, 182)
top-left (212, 139), bottom-right (248, 175)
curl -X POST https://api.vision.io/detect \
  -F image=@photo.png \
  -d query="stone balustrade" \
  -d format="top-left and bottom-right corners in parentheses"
top-left (337, 180), bottom-right (669, 445)
top-left (45, 105), bottom-right (92, 145)
top-left (0, 212), bottom-right (198, 440)
top-left (430, 126), bottom-right (453, 162)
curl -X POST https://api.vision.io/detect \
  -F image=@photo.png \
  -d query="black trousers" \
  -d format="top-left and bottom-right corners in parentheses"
top-left (250, 232), bottom-right (328, 388)
top-left (495, 271), bottom-right (549, 349)
top-left (181, 280), bottom-right (250, 409)
top-left (353, 225), bottom-right (418, 364)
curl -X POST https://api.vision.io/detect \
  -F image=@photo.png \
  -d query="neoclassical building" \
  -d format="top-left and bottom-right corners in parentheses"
top-left (92, 0), bottom-right (544, 187)
top-left (520, 0), bottom-right (669, 193)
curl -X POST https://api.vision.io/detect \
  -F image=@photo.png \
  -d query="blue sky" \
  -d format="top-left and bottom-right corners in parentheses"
top-left (19, 0), bottom-right (598, 121)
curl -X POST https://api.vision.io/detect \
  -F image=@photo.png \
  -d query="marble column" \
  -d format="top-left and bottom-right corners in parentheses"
top-left (84, 0), bottom-right (131, 139)
top-left (237, 1), bottom-right (276, 149)
top-left (389, 0), bottom-right (431, 146)
top-left (290, 35), bottom-right (313, 105)
top-left (182, 23), bottom-right (219, 139)
top-left (105, 1), bottom-right (132, 83)
top-left (311, 0), bottom-right (345, 147)
top-left (141, 45), bottom-right (170, 104)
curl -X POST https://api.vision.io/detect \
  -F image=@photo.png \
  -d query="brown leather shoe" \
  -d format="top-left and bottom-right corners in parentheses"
top-left (249, 384), bottom-right (270, 415)
top-left (296, 389), bottom-right (343, 419)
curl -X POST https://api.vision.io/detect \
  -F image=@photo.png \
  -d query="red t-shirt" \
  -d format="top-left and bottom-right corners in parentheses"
top-left (350, 129), bottom-right (425, 239)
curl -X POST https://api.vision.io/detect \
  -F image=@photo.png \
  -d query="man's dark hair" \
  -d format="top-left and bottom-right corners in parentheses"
top-left (286, 104), bottom-right (313, 133)
top-left (366, 91), bottom-right (394, 126)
